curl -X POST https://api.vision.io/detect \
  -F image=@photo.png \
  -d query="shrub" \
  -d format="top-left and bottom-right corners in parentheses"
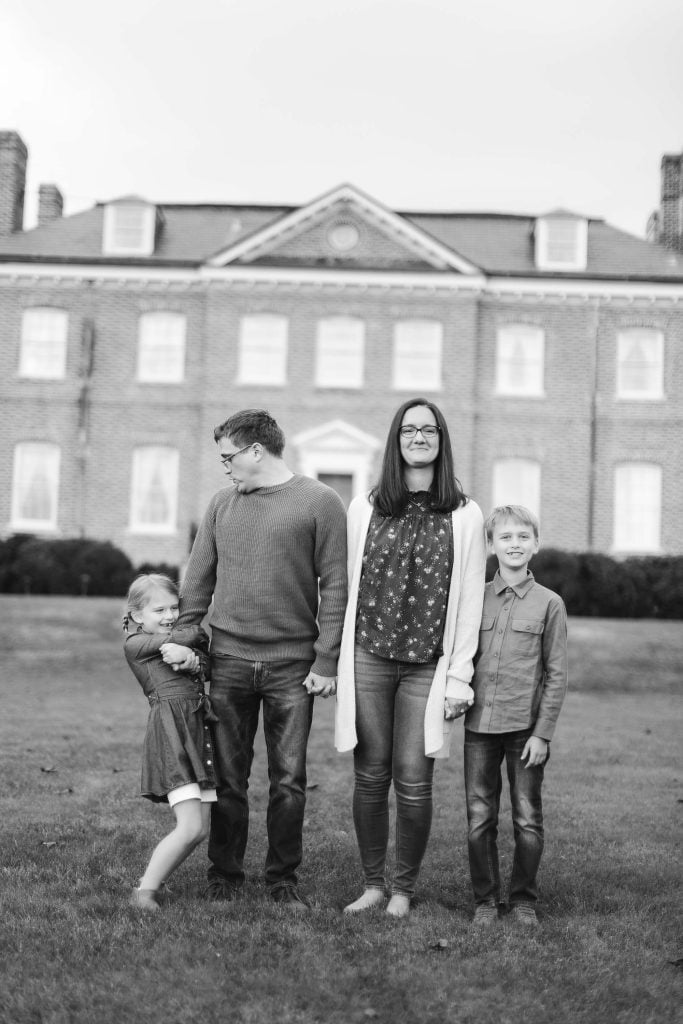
top-left (7, 537), bottom-right (133, 596)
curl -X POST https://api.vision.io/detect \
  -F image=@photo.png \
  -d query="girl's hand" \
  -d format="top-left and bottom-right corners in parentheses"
top-left (160, 643), bottom-right (199, 673)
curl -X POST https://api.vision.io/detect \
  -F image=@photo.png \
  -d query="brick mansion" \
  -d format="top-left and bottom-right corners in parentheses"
top-left (1, 130), bottom-right (682, 566)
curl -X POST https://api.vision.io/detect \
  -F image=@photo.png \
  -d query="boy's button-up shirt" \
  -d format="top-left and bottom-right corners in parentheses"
top-left (466, 570), bottom-right (568, 741)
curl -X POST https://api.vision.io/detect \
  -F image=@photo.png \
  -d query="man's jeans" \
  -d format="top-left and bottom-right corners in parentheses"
top-left (464, 728), bottom-right (545, 907)
top-left (208, 654), bottom-right (314, 889)
top-left (352, 647), bottom-right (436, 897)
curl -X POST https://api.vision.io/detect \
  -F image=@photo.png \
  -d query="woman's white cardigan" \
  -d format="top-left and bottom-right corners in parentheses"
top-left (335, 494), bottom-right (486, 759)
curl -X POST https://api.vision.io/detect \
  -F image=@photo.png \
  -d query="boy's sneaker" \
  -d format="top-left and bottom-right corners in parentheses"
top-left (269, 882), bottom-right (311, 913)
top-left (471, 903), bottom-right (499, 928)
top-left (202, 878), bottom-right (243, 902)
top-left (509, 904), bottom-right (538, 928)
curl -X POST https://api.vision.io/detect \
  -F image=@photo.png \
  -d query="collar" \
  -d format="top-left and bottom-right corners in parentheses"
top-left (493, 569), bottom-right (535, 598)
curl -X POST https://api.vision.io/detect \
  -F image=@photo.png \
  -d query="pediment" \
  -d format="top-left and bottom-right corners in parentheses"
top-left (292, 419), bottom-right (382, 454)
top-left (208, 185), bottom-right (478, 274)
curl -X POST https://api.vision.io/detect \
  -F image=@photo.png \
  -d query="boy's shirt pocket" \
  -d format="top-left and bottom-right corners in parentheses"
top-left (473, 615), bottom-right (496, 665)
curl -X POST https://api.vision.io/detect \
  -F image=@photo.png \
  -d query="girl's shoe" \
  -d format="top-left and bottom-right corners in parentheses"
top-left (130, 886), bottom-right (161, 912)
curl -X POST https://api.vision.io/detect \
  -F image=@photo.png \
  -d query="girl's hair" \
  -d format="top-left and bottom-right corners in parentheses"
top-left (123, 573), bottom-right (179, 633)
top-left (371, 398), bottom-right (468, 518)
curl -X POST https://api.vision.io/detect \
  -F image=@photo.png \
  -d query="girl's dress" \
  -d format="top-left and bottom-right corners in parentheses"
top-left (124, 625), bottom-right (217, 802)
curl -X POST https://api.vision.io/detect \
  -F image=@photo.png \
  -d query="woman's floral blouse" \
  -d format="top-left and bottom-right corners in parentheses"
top-left (355, 492), bottom-right (454, 663)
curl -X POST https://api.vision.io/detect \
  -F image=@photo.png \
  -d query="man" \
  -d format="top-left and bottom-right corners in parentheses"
top-left (177, 409), bottom-right (347, 911)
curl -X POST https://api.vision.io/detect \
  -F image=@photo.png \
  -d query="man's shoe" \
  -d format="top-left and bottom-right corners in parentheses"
top-left (471, 903), bottom-right (499, 928)
top-left (509, 904), bottom-right (539, 928)
top-left (202, 878), bottom-right (243, 902)
top-left (269, 882), bottom-right (311, 913)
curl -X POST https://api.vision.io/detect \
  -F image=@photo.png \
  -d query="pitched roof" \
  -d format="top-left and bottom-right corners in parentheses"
top-left (0, 192), bottom-right (682, 280)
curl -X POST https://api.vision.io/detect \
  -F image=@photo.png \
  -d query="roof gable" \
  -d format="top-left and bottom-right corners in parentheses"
top-left (207, 184), bottom-right (479, 274)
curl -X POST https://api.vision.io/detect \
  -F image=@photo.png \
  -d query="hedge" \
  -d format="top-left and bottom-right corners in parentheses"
top-left (0, 535), bottom-right (681, 617)
top-left (486, 548), bottom-right (683, 619)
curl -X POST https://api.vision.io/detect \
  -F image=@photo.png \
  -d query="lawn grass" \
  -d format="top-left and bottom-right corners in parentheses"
top-left (1, 596), bottom-right (681, 1024)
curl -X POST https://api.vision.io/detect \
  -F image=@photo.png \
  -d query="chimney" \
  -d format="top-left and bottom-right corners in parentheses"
top-left (38, 183), bottom-right (64, 226)
top-left (0, 130), bottom-right (28, 235)
top-left (658, 152), bottom-right (683, 252)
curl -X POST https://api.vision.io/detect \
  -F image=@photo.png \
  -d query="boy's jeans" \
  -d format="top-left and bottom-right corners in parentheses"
top-left (464, 728), bottom-right (545, 907)
top-left (207, 654), bottom-right (314, 889)
top-left (352, 647), bottom-right (436, 898)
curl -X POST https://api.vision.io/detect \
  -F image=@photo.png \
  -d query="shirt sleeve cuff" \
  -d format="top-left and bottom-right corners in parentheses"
top-left (445, 680), bottom-right (474, 700)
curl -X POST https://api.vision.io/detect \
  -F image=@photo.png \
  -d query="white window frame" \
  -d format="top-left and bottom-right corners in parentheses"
top-left (136, 312), bottom-right (186, 383)
top-left (10, 442), bottom-right (61, 531)
top-left (616, 329), bottom-right (664, 400)
top-left (129, 446), bottom-right (179, 535)
top-left (535, 216), bottom-right (588, 271)
top-left (293, 420), bottom-right (382, 501)
top-left (392, 320), bottom-right (443, 391)
top-left (237, 314), bottom-right (288, 386)
top-left (613, 463), bottom-right (662, 553)
top-left (103, 201), bottom-right (156, 256)
top-left (495, 325), bottom-right (545, 397)
top-left (492, 459), bottom-right (541, 519)
top-left (18, 308), bottom-right (68, 379)
top-left (315, 317), bottom-right (365, 388)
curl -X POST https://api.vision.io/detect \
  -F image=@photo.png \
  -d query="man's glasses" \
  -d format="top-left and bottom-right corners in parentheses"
top-left (399, 425), bottom-right (440, 439)
top-left (220, 443), bottom-right (255, 465)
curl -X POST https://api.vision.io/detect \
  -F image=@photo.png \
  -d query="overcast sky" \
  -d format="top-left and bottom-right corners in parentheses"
top-left (4, 0), bottom-right (682, 237)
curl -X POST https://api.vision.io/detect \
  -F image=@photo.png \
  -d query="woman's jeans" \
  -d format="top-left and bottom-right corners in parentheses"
top-left (464, 728), bottom-right (545, 907)
top-left (208, 654), bottom-right (314, 890)
top-left (352, 647), bottom-right (436, 897)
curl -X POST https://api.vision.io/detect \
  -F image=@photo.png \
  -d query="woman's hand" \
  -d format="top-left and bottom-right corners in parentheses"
top-left (443, 697), bottom-right (472, 720)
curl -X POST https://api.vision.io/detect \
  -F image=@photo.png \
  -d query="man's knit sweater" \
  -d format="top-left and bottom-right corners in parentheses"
top-left (177, 475), bottom-right (347, 677)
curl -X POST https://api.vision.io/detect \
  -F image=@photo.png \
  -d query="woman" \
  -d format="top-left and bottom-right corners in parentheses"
top-left (335, 398), bottom-right (486, 917)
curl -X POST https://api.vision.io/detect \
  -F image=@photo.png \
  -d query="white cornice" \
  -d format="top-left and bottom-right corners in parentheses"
top-left (1, 263), bottom-right (682, 302)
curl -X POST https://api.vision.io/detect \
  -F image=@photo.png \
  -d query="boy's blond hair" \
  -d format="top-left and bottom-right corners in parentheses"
top-left (484, 505), bottom-right (540, 542)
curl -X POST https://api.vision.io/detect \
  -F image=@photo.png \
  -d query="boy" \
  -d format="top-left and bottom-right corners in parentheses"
top-left (462, 505), bottom-right (567, 928)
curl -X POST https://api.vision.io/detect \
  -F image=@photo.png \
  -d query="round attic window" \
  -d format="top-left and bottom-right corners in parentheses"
top-left (327, 222), bottom-right (360, 252)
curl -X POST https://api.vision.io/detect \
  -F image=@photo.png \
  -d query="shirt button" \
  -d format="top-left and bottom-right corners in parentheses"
top-left (485, 700), bottom-right (492, 707)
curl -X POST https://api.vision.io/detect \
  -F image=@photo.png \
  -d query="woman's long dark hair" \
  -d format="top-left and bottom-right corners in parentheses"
top-left (371, 398), bottom-right (468, 518)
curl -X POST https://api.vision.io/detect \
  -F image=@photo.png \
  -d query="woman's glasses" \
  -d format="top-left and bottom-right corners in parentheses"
top-left (399, 425), bottom-right (440, 438)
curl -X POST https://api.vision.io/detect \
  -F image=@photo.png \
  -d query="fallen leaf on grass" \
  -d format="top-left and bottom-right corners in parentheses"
top-left (40, 766), bottom-right (58, 773)
top-left (429, 939), bottom-right (449, 951)
top-left (363, 1011), bottom-right (378, 1019)
top-left (41, 841), bottom-right (57, 848)
top-left (668, 957), bottom-right (683, 968)
top-left (56, 787), bottom-right (74, 795)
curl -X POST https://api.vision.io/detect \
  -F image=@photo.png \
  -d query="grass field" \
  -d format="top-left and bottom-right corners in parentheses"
top-left (1, 597), bottom-right (681, 1024)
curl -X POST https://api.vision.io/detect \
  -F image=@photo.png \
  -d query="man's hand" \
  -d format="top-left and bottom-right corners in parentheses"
top-left (160, 643), bottom-right (200, 674)
top-left (444, 698), bottom-right (473, 721)
top-left (302, 672), bottom-right (337, 698)
top-left (521, 735), bottom-right (548, 768)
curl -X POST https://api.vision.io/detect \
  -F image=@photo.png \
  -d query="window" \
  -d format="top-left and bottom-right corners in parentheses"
top-left (315, 317), bottom-right (364, 388)
top-left (492, 459), bottom-right (541, 518)
top-left (11, 443), bottom-right (60, 530)
top-left (129, 446), bottom-right (179, 533)
top-left (535, 215), bottom-right (587, 271)
top-left (136, 312), bottom-right (186, 382)
top-left (237, 315), bottom-right (287, 385)
top-left (18, 308), bottom-right (68, 378)
top-left (103, 200), bottom-right (156, 256)
top-left (613, 463), bottom-right (661, 552)
top-left (616, 329), bottom-right (664, 399)
top-left (392, 320), bottom-right (442, 390)
top-left (496, 325), bottom-right (544, 396)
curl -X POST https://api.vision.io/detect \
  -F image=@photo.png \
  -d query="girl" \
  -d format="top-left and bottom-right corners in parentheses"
top-left (123, 573), bottom-right (217, 911)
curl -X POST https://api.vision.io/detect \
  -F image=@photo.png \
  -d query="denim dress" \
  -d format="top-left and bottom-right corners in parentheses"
top-left (124, 625), bottom-right (217, 803)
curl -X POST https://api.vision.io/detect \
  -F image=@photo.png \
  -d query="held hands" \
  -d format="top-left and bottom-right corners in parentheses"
top-left (302, 672), bottom-right (337, 698)
top-left (160, 643), bottom-right (200, 674)
top-left (521, 735), bottom-right (548, 768)
top-left (444, 698), bottom-right (473, 721)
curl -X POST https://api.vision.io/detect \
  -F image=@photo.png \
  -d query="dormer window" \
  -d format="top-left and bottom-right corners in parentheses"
top-left (535, 212), bottom-right (587, 271)
top-left (103, 198), bottom-right (157, 256)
